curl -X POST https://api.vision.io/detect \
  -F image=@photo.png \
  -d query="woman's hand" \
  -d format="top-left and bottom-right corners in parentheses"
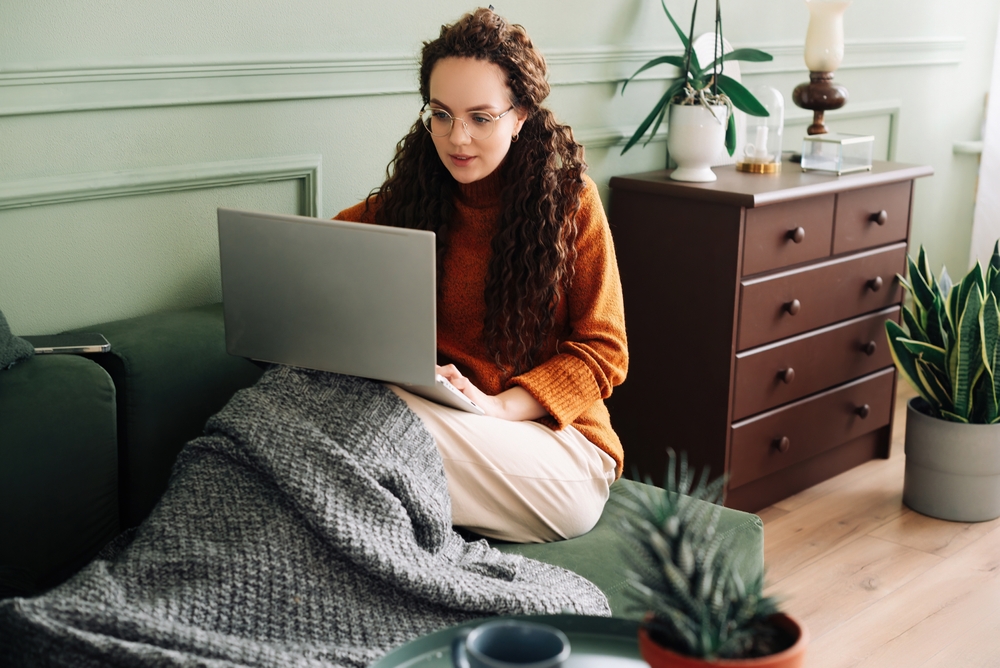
top-left (436, 364), bottom-right (549, 421)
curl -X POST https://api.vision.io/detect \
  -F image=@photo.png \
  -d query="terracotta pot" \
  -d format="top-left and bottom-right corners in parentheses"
top-left (637, 613), bottom-right (808, 668)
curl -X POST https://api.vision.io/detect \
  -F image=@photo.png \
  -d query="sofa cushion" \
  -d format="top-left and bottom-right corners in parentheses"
top-left (0, 354), bottom-right (118, 598)
top-left (72, 304), bottom-right (263, 528)
top-left (490, 478), bottom-right (765, 618)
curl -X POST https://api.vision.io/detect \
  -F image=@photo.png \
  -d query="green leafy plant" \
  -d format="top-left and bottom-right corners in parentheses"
top-left (885, 241), bottom-right (1000, 424)
top-left (616, 451), bottom-right (789, 660)
top-left (620, 0), bottom-right (774, 157)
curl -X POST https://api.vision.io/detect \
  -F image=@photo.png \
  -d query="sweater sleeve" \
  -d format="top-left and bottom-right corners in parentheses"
top-left (332, 197), bottom-right (378, 224)
top-left (511, 176), bottom-right (628, 429)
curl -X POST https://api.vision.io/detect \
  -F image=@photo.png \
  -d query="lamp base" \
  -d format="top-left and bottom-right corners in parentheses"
top-left (792, 71), bottom-right (849, 135)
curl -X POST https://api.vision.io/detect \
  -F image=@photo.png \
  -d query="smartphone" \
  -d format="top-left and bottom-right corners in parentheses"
top-left (22, 332), bottom-right (111, 354)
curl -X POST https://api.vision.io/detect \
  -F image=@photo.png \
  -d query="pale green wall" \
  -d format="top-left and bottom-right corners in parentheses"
top-left (1, 0), bottom-right (996, 334)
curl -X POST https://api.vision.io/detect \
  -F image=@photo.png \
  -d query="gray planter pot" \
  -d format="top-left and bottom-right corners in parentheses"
top-left (903, 398), bottom-right (1000, 522)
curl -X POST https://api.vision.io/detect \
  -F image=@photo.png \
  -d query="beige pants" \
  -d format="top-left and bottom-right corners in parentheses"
top-left (387, 385), bottom-right (617, 544)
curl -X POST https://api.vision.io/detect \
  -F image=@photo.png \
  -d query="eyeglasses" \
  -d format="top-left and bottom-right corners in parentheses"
top-left (419, 105), bottom-right (515, 140)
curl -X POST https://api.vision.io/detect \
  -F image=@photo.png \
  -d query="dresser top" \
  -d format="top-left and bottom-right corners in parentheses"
top-left (608, 159), bottom-right (934, 208)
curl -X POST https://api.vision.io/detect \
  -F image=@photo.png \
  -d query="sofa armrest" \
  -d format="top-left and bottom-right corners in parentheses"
top-left (75, 303), bottom-right (263, 528)
top-left (0, 355), bottom-right (118, 598)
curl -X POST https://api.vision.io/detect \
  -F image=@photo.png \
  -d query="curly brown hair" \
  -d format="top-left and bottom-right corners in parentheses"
top-left (369, 7), bottom-right (587, 377)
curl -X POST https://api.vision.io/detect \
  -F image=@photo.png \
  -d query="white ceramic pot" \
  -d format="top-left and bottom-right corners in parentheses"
top-left (903, 398), bottom-right (1000, 522)
top-left (667, 103), bottom-right (728, 183)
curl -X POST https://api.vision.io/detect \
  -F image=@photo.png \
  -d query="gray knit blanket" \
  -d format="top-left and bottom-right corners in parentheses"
top-left (0, 366), bottom-right (609, 667)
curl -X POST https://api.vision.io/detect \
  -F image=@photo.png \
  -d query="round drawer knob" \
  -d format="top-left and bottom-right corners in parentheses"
top-left (863, 340), bottom-right (878, 356)
top-left (856, 404), bottom-right (871, 419)
top-left (868, 276), bottom-right (884, 292)
top-left (787, 227), bottom-right (806, 244)
top-left (773, 436), bottom-right (791, 453)
top-left (779, 367), bottom-right (796, 384)
top-left (871, 210), bottom-right (888, 226)
top-left (784, 299), bottom-right (801, 316)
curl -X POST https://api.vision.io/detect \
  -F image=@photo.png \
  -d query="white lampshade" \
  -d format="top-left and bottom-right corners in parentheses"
top-left (804, 0), bottom-right (852, 72)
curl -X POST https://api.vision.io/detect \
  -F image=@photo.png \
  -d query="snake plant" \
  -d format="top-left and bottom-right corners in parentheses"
top-left (620, 0), bottom-right (774, 157)
top-left (885, 241), bottom-right (1000, 424)
top-left (615, 451), bottom-right (786, 660)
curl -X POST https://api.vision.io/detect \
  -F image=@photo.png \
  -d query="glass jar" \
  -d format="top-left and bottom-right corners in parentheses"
top-left (737, 86), bottom-right (784, 174)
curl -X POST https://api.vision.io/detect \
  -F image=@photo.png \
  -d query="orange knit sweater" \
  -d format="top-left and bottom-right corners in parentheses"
top-left (334, 172), bottom-right (628, 476)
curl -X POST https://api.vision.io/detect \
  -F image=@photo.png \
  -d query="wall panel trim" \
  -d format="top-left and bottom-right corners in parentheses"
top-left (785, 101), bottom-right (901, 161)
top-left (578, 100), bottom-right (901, 157)
top-left (0, 155), bottom-right (322, 215)
top-left (0, 38), bottom-right (962, 117)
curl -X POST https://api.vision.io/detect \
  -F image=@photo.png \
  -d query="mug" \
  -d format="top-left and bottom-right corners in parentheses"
top-left (451, 620), bottom-right (571, 668)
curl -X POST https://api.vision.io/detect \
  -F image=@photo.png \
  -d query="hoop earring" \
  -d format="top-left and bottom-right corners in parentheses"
top-left (511, 133), bottom-right (519, 143)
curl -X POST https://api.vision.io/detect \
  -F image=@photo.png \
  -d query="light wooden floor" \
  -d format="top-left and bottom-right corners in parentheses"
top-left (758, 384), bottom-right (1000, 667)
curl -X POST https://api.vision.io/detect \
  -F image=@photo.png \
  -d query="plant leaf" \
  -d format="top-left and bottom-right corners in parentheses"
top-left (715, 75), bottom-right (768, 116)
top-left (990, 262), bottom-right (1000, 306)
top-left (901, 305), bottom-right (927, 342)
top-left (886, 320), bottom-right (935, 405)
top-left (705, 47), bottom-right (774, 72)
top-left (906, 255), bottom-right (936, 320)
top-left (662, 0), bottom-right (691, 51)
top-left (688, 49), bottom-right (703, 79)
top-left (940, 409), bottom-right (970, 424)
top-left (952, 262), bottom-right (985, 329)
top-left (622, 55), bottom-right (687, 95)
top-left (917, 246), bottom-right (932, 286)
top-left (915, 357), bottom-right (953, 411)
top-left (971, 371), bottom-right (993, 423)
top-left (953, 285), bottom-right (984, 419)
top-left (646, 101), bottom-right (671, 149)
top-left (900, 339), bottom-right (947, 370)
top-left (725, 111), bottom-right (736, 156)
top-left (938, 265), bottom-right (953, 301)
top-left (981, 292), bottom-right (1000, 422)
top-left (621, 83), bottom-right (677, 155)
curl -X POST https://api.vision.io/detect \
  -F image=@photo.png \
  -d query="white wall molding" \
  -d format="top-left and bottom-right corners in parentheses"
top-left (738, 37), bottom-right (964, 77)
top-left (0, 155), bottom-right (322, 216)
top-left (0, 37), bottom-right (963, 117)
top-left (953, 140), bottom-right (984, 155)
top-left (785, 101), bottom-right (902, 160)
top-left (577, 101), bottom-right (900, 156)
top-left (575, 126), bottom-right (668, 151)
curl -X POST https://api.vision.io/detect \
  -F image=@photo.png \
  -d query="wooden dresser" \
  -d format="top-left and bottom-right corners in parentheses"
top-left (606, 159), bottom-right (933, 512)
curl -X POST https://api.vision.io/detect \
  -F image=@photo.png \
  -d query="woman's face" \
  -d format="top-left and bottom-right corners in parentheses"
top-left (426, 57), bottom-right (527, 185)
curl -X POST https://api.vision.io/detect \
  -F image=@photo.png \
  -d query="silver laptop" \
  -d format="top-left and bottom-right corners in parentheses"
top-left (217, 207), bottom-right (484, 415)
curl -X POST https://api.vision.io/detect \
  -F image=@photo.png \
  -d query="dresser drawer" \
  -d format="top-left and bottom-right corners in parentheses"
top-left (742, 195), bottom-right (835, 276)
top-left (833, 181), bottom-right (912, 254)
top-left (737, 242), bottom-right (906, 351)
top-left (732, 306), bottom-right (900, 420)
top-left (728, 368), bottom-right (895, 489)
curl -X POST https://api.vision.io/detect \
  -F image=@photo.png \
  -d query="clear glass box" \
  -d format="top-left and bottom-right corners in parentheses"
top-left (800, 133), bottom-right (874, 174)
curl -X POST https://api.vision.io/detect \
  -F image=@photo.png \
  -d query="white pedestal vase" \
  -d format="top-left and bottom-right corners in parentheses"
top-left (903, 398), bottom-right (1000, 522)
top-left (666, 103), bottom-right (729, 182)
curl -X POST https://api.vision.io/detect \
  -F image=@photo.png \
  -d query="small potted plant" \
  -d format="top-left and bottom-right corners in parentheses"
top-left (616, 451), bottom-right (808, 667)
top-left (885, 242), bottom-right (1000, 522)
top-left (620, 0), bottom-right (774, 182)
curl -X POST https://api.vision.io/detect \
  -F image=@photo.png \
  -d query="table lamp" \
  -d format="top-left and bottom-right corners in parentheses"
top-left (792, 0), bottom-right (852, 135)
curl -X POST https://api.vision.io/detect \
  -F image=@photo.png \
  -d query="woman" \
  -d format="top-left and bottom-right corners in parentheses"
top-left (334, 7), bottom-right (627, 544)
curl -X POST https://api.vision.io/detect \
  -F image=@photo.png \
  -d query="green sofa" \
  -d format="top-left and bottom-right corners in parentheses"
top-left (0, 303), bottom-right (765, 617)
